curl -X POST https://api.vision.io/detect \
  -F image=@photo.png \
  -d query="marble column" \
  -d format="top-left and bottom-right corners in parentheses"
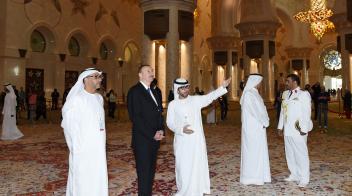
top-left (112, 62), bottom-right (120, 103)
top-left (117, 68), bottom-right (123, 103)
top-left (180, 40), bottom-right (192, 80)
top-left (141, 35), bottom-right (155, 68)
top-left (302, 59), bottom-right (308, 86)
top-left (285, 47), bottom-right (313, 87)
top-left (166, 5), bottom-right (180, 94)
top-left (141, 0), bottom-right (195, 103)
top-left (261, 38), bottom-right (275, 102)
top-left (236, 17), bottom-right (280, 103)
top-left (0, 0), bottom-right (6, 86)
top-left (237, 61), bottom-right (243, 98)
top-left (0, 58), bottom-right (4, 86)
top-left (232, 62), bottom-right (239, 100)
top-left (211, 52), bottom-right (217, 88)
top-left (55, 58), bottom-right (66, 95)
top-left (268, 58), bottom-right (275, 102)
top-left (331, 0), bottom-right (352, 90)
top-left (207, 36), bottom-right (241, 99)
top-left (157, 44), bottom-right (166, 102)
top-left (340, 34), bottom-right (352, 90)
top-left (243, 56), bottom-right (251, 77)
top-left (226, 50), bottom-right (233, 100)
top-left (187, 39), bottom-right (193, 81)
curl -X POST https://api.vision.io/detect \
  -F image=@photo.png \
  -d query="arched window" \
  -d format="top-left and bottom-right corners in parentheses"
top-left (68, 37), bottom-right (80, 56)
top-left (124, 46), bottom-right (132, 63)
top-left (100, 42), bottom-right (108, 60)
top-left (31, 30), bottom-right (46, 52)
top-left (323, 50), bottom-right (341, 70)
top-left (322, 49), bottom-right (342, 90)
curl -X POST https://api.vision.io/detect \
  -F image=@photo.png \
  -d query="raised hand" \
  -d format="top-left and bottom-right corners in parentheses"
top-left (154, 130), bottom-right (165, 141)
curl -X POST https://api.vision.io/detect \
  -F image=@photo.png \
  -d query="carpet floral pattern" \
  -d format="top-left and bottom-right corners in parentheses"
top-left (0, 123), bottom-right (351, 195)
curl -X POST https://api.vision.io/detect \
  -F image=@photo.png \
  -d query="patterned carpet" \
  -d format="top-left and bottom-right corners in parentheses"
top-left (0, 122), bottom-right (351, 196)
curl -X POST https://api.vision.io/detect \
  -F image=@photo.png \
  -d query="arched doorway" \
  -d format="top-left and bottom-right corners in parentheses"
top-left (122, 41), bottom-right (140, 101)
top-left (64, 32), bottom-right (90, 92)
top-left (98, 37), bottom-right (116, 91)
top-left (27, 26), bottom-right (56, 95)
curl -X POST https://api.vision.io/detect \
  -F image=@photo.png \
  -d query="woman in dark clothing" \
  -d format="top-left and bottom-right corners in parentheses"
top-left (107, 89), bottom-right (117, 118)
top-left (342, 90), bottom-right (351, 119)
top-left (36, 91), bottom-right (47, 120)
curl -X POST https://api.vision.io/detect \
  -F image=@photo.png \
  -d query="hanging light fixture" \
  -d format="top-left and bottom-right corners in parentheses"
top-left (294, 0), bottom-right (335, 40)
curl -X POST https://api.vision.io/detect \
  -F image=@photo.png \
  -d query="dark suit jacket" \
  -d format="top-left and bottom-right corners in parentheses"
top-left (127, 82), bottom-right (164, 149)
top-left (153, 86), bottom-right (163, 112)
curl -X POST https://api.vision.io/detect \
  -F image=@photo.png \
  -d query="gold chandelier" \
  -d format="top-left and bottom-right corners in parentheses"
top-left (294, 0), bottom-right (335, 40)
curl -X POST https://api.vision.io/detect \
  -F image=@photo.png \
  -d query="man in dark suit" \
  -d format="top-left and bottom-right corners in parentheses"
top-left (127, 65), bottom-right (164, 196)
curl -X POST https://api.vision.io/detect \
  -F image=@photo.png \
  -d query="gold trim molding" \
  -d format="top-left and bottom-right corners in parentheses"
top-left (235, 21), bottom-right (281, 39)
top-left (285, 47), bottom-right (313, 59)
top-left (206, 36), bottom-right (241, 50)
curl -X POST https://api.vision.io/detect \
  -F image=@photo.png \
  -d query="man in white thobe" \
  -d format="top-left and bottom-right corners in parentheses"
top-left (239, 74), bottom-right (271, 185)
top-left (278, 74), bottom-right (313, 188)
top-left (61, 68), bottom-right (108, 196)
top-left (166, 77), bottom-right (231, 196)
top-left (1, 83), bottom-right (24, 140)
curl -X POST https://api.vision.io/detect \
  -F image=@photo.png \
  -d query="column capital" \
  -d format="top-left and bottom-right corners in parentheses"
top-left (206, 36), bottom-right (241, 50)
top-left (235, 21), bottom-right (281, 39)
top-left (140, 0), bottom-right (195, 12)
top-left (285, 47), bottom-right (313, 59)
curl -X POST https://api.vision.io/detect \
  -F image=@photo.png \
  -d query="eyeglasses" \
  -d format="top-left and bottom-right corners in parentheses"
top-left (87, 75), bottom-right (104, 80)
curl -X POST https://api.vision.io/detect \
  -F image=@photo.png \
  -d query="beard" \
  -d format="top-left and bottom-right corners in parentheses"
top-left (91, 82), bottom-right (101, 91)
top-left (178, 92), bottom-right (189, 99)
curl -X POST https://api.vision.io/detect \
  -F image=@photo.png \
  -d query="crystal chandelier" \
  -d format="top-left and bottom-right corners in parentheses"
top-left (293, 0), bottom-right (335, 40)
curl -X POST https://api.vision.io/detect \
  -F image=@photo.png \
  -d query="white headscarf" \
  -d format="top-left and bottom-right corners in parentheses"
top-left (4, 83), bottom-right (16, 100)
top-left (173, 78), bottom-right (190, 101)
top-left (240, 74), bottom-right (263, 105)
top-left (62, 68), bottom-right (102, 115)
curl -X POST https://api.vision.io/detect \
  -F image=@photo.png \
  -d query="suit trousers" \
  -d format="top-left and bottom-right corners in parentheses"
top-left (284, 135), bottom-right (310, 184)
top-left (133, 144), bottom-right (158, 196)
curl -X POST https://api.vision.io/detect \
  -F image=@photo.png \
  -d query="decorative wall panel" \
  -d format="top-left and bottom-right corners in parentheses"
top-left (26, 68), bottom-right (44, 94)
